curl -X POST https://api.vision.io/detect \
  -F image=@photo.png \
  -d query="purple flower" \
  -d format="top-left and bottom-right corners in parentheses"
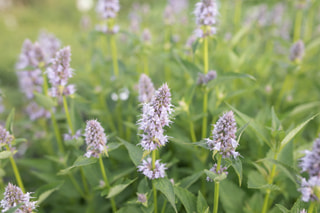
top-left (17, 69), bottom-right (43, 100)
top-left (137, 193), bottom-right (147, 204)
top-left (141, 28), bottom-right (152, 44)
top-left (206, 164), bottom-right (228, 182)
top-left (300, 136), bottom-right (320, 177)
top-left (46, 46), bottom-right (76, 97)
top-left (84, 120), bottom-right (107, 158)
top-left (38, 31), bottom-right (61, 63)
top-left (138, 74), bottom-right (155, 103)
top-left (0, 90), bottom-right (4, 114)
top-left (0, 183), bottom-right (37, 213)
top-left (96, 0), bottom-right (120, 20)
top-left (137, 157), bottom-right (167, 180)
top-left (206, 111), bottom-right (239, 158)
top-left (194, 0), bottom-right (218, 38)
top-left (64, 129), bottom-right (82, 141)
top-left (290, 40), bottom-right (305, 62)
top-left (138, 84), bottom-right (173, 151)
top-left (16, 39), bottom-right (45, 71)
top-left (0, 125), bottom-right (13, 150)
top-left (299, 176), bottom-right (320, 202)
top-left (25, 102), bottom-right (50, 121)
top-left (197, 70), bottom-right (217, 85)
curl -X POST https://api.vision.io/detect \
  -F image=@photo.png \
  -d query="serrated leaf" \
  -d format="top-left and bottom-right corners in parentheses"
top-left (174, 186), bottom-right (196, 213)
top-left (153, 178), bottom-right (177, 213)
top-left (271, 107), bottom-right (281, 132)
top-left (247, 171), bottom-right (280, 191)
top-left (107, 178), bottom-right (136, 198)
top-left (204, 169), bottom-right (227, 183)
top-left (179, 171), bottom-right (203, 189)
top-left (227, 158), bottom-right (242, 186)
top-left (5, 108), bottom-right (15, 134)
top-left (108, 142), bottom-right (122, 151)
top-left (280, 114), bottom-right (318, 150)
top-left (58, 156), bottom-right (97, 175)
top-left (0, 151), bottom-right (14, 159)
top-left (197, 191), bottom-right (209, 213)
top-left (276, 204), bottom-right (290, 213)
top-left (118, 137), bottom-right (142, 166)
top-left (34, 92), bottom-right (57, 110)
top-left (36, 181), bottom-right (64, 205)
top-left (220, 180), bottom-right (246, 213)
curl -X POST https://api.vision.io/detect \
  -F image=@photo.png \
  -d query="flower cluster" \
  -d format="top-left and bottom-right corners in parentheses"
top-left (206, 111), bottom-right (239, 158)
top-left (138, 83), bottom-right (173, 151)
top-left (25, 102), bottom-right (50, 121)
top-left (0, 90), bottom-right (4, 114)
top-left (0, 183), bottom-right (37, 213)
top-left (96, 0), bottom-right (120, 20)
top-left (38, 31), bottom-right (61, 63)
top-left (0, 125), bottom-right (13, 150)
top-left (290, 40), bottom-right (305, 62)
top-left (46, 46), bottom-right (76, 97)
top-left (16, 39), bottom-right (45, 71)
top-left (206, 163), bottom-right (228, 182)
top-left (64, 129), bottom-right (82, 141)
top-left (197, 70), bottom-right (217, 85)
top-left (84, 120), bottom-right (108, 158)
top-left (138, 74), bottom-right (155, 103)
top-left (137, 157), bottom-right (167, 180)
top-left (193, 0), bottom-right (218, 38)
top-left (299, 136), bottom-right (320, 202)
top-left (163, 0), bottom-right (188, 25)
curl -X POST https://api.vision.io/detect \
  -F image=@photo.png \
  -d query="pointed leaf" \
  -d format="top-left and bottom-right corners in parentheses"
top-left (5, 108), bottom-right (15, 134)
top-left (197, 191), bottom-right (209, 213)
top-left (174, 186), bottom-right (196, 213)
top-left (0, 151), bottom-right (14, 159)
top-left (58, 156), bottom-right (97, 175)
top-left (118, 137), bottom-right (143, 166)
top-left (275, 204), bottom-right (290, 213)
top-left (34, 92), bottom-right (57, 110)
top-left (226, 158), bottom-right (243, 186)
top-left (35, 181), bottom-right (64, 205)
top-left (107, 178), bottom-right (136, 198)
top-left (153, 178), bottom-right (177, 213)
top-left (179, 171), bottom-right (203, 189)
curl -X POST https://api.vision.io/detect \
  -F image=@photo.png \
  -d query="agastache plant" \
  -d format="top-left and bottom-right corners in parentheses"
top-left (194, 0), bottom-right (218, 38)
top-left (206, 110), bottom-right (238, 213)
top-left (0, 183), bottom-right (37, 213)
top-left (138, 74), bottom-right (155, 103)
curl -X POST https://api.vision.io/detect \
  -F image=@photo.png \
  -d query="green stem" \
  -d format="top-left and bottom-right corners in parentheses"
top-left (294, 9), bottom-right (303, 41)
top-left (308, 202), bottom-right (316, 213)
top-left (261, 152), bottom-right (278, 213)
top-left (213, 155), bottom-right (222, 213)
top-left (234, 0), bottom-right (242, 31)
top-left (202, 32), bottom-right (209, 139)
top-left (152, 150), bottom-right (157, 213)
top-left (50, 110), bottom-right (64, 154)
top-left (7, 146), bottom-right (25, 193)
top-left (67, 173), bottom-right (86, 198)
top-left (110, 35), bottom-right (119, 77)
top-left (63, 96), bottom-right (74, 135)
top-left (188, 111), bottom-right (197, 142)
top-left (161, 199), bottom-right (167, 213)
top-left (80, 167), bottom-right (89, 194)
top-left (99, 156), bottom-right (117, 213)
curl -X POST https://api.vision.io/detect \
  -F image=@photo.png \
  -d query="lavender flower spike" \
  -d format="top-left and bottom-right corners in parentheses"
top-left (290, 40), bottom-right (305, 62)
top-left (0, 183), bottom-right (37, 213)
top-left (137, 157), bottom-right (167, 180)
top-left (84, 120), bottom-right (108, 158)
top-left (0, 125), bottom-right (14, 150)
top-left (206, 111), bottom-right (239, 158)
top-left (194, 0), bottom-right (218, 38)
top-left (96, 0), bottom-right (120, 20)
top-left (300, 136), bottom-right (320, 177)
top-left (299, 176), bottom-right (320, 202)
top-left (138, 74), bottom-right (155, 103)
top-left (46, 46), bottom-right (76, 97)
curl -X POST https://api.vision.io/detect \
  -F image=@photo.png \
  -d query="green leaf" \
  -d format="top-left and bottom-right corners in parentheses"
top-left (280, 114), bottom-right (318, 150)
top-left (230, 25), bottom-right (251, 47)
top-left (5, 108), bottom-right (15, 134)
top-left (204, 169), bottom-right (227, 183)
top-left (265, 158), bottom-right (299, 185)
top-left (216, 72), bottom-right (256, 82)
top-left (0, 150), bottom-right (14, 159)
top-left (106, 178), bottom-right (136, 198)
top-left (4, 204), bottom-right (23, 213)
top-left (153, 178), bottom-right (177, 213)
top-left (34, 92), bottom-right (57, 110)
top-left (227, 158), bottom-right (243, 186)
top-left (288, 101), bottom-right (320, 117)
top-left (58, 156), bottom-right (97, 175)
top-left (118, 137), bottom-right (143, 166)
top-left (271, 107), bottom-right (281, 132)
top-left (197, 191), bottom-right (209, 213)
top-left (275, 204), bottom-right (290, 213)
top-left (220, 180), bottom-right (246, 213)
top-left (108, 142), bottom-right (122, 151)
top-left (237, 122), bottom-right (249, 143)
top-left (174, 186), bottom-right (196, 213)
top-left (247, 171), bottom-right (280, 191)
top-left (35, 181), bottom-right (64, 205)
top-left (179, 171), bottom-right (203, 189)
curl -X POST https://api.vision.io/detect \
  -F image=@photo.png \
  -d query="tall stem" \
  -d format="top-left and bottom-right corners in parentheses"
top-left (308, 202), bottom-right (316, 213)
top-left (294, 9), bottom-right (303, 42)
top-left (110, 35), bottom-right (119, 77)
top-left (261, 152), bottom-right (278, 213)
top-left (99, 156), bottom-right (117, 213)
top-left (63, 96), bottom-right (74, 135)
top-left (187, 110), bottom-right (197, 142)
top-left (7, 145), bottom-right (25, 193)
top-left (234, 0), bottom-right (242, 31)
top-left (213, 155), bottom-right (222, 213)
top-left (152, 150), bottom-right (158, 213)
top-left (50, 110), bottom-right (64, 154)
top-left (202, 33), bottom-right (209, 139)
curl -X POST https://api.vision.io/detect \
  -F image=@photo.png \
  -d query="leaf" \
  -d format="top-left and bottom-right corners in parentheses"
top-left (174, 186), bottom-right (196, 213)
top-left (107, 142), bottom-right (122, 151)
top-left (35, 181), bottom-right (64, 205)
top-left (275, 204), bottom-right (290, 213)
top-left (153, 178), bottom-right (177, 213)
top-left (204, 169), bottom-right (227, 183)
top-left (271, 106), bottom-right (281, 132)
top-left (106, 178), bottom-right (136, 198)
top-left (280, 114), bottom-right (318, 150)
top-left (230, 25), bottom-right (251, 47)
top-left (288, 101), bottom-right (320, 117)
top-left (179, 171), bottom-right (203, 189)
top-left (220, 180), bottom-right (246, 213)
top-left (197, 191), bottom-right (209, 213)
top-left (247, 171), bottom-right (280, 191)
top-left (237, 122), bottom-right (249, 143)
top-left (118, 137), bottom-right (143, 166)
top-left (34, 92), bottom-right (57, 110)
top-left (5, 108), bottom-right (15, 134)
top-left (266, 158), bottom-right (299, 185)
top-left (58, 156), bottom-right (97, 175)
top-left (226, 158), bottom-right (243, 186)
top-left (216, 72), bottom-right (256, 82)
top-left (0, 151), bottom-right (14, 159)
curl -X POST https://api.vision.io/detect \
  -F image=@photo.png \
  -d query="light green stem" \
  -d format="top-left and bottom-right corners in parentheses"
top-left (161, 199), bottom-right (167, 213)
top-left (110, 35), bottom-right (119, 77)
top-left (261, 152), bottom-right (278, 213)
top-left (152, 150), bottom-right (158, 213)
top-left (308, 202), bottom-right (316, 213)
top-left (213, 155), bottom-right (222, 213)
top-left (50, 110), bottom-right (64, 154)
top-left (63, 96), bottom-right (74, 135)
top-left (234, 0), bottom-right (242, 30)
top-left (99, 156), bottom-right (117, 213)
top-left (187, 111), bottom-right (197, 142)
top-left (294, 9), bottom-right (303, 41)
top-left (7, 145), bottom-right (25, 193)
top-left (202, 33), bottom-right (209, 139)
top-left (80, 167), bottom-right (89, 194)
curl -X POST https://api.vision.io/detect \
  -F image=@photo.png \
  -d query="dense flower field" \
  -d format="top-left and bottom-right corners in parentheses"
top-left (1, 0), bottom-right (320, 212)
